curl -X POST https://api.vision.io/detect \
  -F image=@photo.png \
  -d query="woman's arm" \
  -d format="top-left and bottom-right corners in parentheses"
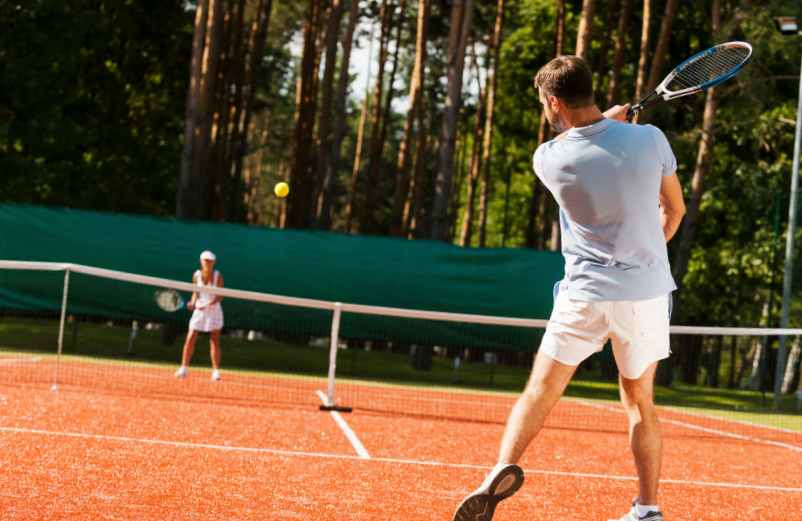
top-left (211, 274), bottom-right (224, 305)
top-left (187, 273), bottom-right (199, 310)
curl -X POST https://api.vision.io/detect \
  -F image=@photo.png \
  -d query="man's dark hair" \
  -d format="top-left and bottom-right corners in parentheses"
top-left (533, 55), bottom-right (594, 108)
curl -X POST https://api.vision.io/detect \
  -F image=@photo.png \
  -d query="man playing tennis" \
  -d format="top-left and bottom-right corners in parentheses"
top-left (175, 250), bottom-right (225, 381)
top-left (453, 56), bottom-right (686, 521)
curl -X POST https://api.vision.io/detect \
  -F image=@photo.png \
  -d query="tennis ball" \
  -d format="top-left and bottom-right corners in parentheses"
top-left (274, 182), bottom-right (290, 198)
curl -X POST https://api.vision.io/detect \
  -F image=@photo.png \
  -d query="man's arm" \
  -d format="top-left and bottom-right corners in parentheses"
top-left (659, 173), bottom-right (686, 242)
top-left (602, 103), bottom-right (630, 122)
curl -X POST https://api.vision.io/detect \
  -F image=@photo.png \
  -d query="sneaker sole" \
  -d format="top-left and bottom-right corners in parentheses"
top-left (452, 465), bottom-right (524, 521)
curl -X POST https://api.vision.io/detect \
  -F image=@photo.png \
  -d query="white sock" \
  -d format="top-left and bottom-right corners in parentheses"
top-left (636, 503), bottom-right (659, 517)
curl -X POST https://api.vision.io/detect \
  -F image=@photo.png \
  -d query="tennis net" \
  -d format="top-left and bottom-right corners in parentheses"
top-left (1, 260), bottom-right (801, 445)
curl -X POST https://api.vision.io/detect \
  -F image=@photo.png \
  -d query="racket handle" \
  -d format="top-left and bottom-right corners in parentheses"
top-left (626, 105), bottom-right (640, 122)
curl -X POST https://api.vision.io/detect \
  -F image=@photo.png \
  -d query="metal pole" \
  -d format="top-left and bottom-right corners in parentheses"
top-left (325, 302), bottom-right (342, 407)
top-left (774, 55), bottom-right (802, 405)
top-left (53, 268), bottom-right (71, 391)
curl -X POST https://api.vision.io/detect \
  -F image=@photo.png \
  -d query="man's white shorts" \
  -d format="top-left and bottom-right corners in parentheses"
top-left (539, 292), bottom-right (671, 379)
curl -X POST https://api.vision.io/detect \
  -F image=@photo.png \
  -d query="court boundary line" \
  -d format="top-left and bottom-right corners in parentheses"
top-left (1, 425), bottom-right (799, 494)
top-left (0, 357), bottom-right (41, 365)
top-left (315, 390), bottom-right (370, 459)
top-left (660, 404), bottom-right (802, 436)
top-left (577, 399), bottom-right (802, 453)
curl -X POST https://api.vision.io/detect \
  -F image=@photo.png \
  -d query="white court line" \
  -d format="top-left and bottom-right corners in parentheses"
top-left (0, 425), bottom-right (799, 494)
top-left (577, 399), bottom-right (802, 454)
top-left (0, 357), bottom-right (41, 365)
top-left (661, 404), bottom-right (802, 436)
top-left (315, 390), bottom-right (370, 459)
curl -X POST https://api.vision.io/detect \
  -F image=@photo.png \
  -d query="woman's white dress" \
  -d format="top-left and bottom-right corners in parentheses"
top-left (188, 270), bottom-right (224, 332)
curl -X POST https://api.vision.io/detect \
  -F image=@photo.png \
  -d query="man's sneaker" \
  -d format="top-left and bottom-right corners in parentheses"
top-left (174, 366), bottom-right (187, 379)
top-left (453, 463), bottom-right (524, 521)
top-left (609, 500), bottom-right (664, 521)
top-left (211, 369), bottom-right (221, 381)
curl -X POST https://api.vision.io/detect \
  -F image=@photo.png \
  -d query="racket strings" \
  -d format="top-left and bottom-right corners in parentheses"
top-left (669, 46), bottom-right (750, 91)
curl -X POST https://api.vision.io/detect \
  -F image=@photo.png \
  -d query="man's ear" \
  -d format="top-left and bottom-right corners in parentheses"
top-left (548, 95), bottom-right (561, 113)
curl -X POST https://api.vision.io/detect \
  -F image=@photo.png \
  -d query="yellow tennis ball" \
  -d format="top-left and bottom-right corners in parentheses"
top-left (274, 182), bottom-right (289, 198)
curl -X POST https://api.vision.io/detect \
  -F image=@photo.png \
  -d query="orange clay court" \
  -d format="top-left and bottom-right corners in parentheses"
top-left (0, 358), bottom-right (800, 520)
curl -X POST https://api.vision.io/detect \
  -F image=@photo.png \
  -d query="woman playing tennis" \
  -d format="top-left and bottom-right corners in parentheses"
top-left (174, 250), bottom-right (225, 381)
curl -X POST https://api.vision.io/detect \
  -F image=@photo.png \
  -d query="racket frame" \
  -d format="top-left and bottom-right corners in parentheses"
top-left (155, 289), bottom-right (185, 312)
top-left (628, 41), bottom-right (752, 119)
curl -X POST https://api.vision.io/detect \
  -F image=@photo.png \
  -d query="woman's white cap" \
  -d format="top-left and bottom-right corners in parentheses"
top-left (200, 250), bottom-right (216, 262)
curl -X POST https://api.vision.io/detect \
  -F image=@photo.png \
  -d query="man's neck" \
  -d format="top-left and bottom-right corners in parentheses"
top-left (562, 105), bottom-right (604, 130)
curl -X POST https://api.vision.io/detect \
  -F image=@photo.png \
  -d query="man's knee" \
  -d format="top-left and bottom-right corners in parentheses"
top-left (620, 379), bottom-right (655, 408)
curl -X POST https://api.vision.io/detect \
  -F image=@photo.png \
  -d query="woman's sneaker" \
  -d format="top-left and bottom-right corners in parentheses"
top-left (609, 500), bottom-right (664, 521)
top-left (452, 463), bottom-right (524, 521)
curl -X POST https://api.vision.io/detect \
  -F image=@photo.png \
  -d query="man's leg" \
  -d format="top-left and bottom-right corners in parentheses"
top-left (453, 352), bottom-right (578, 521)
top-left (618, 362), bottom-right (661, 506)
top-left (498, 351), bottom-right (577, 464)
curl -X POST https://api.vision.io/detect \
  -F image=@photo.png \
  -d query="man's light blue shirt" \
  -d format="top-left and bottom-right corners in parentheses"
top-left (533, 118), bottom-right (677, 301)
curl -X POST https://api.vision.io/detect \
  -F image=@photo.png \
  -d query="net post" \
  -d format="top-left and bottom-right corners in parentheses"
top-left (53, 267), bottom-right (71, 391)
top-left (319, 302), bottom-right (352, 412)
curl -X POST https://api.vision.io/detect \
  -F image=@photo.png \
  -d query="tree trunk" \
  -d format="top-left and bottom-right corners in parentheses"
top-left (574, 0), bottom-right (595, 60)
top-left (727, 335), bottom-right (739, 388)
top-left (220, 0), bottom-right (249, 220)
top-left (345, 21), bottom-right (376, 232)
top-left (459, 73), bottom-right (485, 247)
top-left (525, 0), bottom-right (563, 249)
top-left (638, 0), bottom-right (679, 123)
top-left (547, 0), bottom-right (566, 250)
top-left (177, 0), bottom-right (208, 219)
top-left (593, 0), bottom-right (617, 103)
top-left (633, 0), bottom-right (651, 115)
top-left (736, 336), bottom-right (755, 388)
top-left (318, 0), bottom-right (360, 228)
top-left (782, 336), bottom-right (801, 393)
top-left (607, 0), bottom-right (631, 107)
top-left (707, 336), bottom-right (723, 387)
top-left (501, 167), bottom-right (512, 247)
top-left (748, 301), bottom-right (770, 389)
top-left (314, 0), bottom-right (344, 223)
top-left (177, 0), bottom-right (223, 220)
top-left (197, 0), bottom-right (225, 218)
top-left (231, 0), bottom-right (273, 222)
top-left (207, 1), bottom-right (237, 221)
top-left (364, 0), bottom-right (407, 233)
top-left (554, 0), bottom-right (565, 57)
top-left (286, 0), bottom-right (324, 228)
top-left (405, 87), bottom-right (434, 237)
top-left (391, 0), bottom-right (429, 236)
top-left (477, 0), bottom-right (505, 248)
top-left (359, 0), bottom-right (391, 234)
top-left (448, 130), bottom-right (468, 239)
top-left (646, 0), bottom-right (678, 93)
top-left (243, 120), bottom-right (269, 224)
top-left (431, 0), bottom-right (474, 241)
top-left (680, 334), bottom-right (703, 385)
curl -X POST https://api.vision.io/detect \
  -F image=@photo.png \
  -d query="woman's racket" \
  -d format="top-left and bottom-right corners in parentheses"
top-left (154, 289), bottom-right (185, 312)
top-left (627, 41), bottom-right (752, 121)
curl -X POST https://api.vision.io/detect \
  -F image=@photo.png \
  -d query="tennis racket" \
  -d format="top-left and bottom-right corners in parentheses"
top-left (154, 289), bottom-right (185, 312)
top-left (627, 41), bottom-right (752, 121)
